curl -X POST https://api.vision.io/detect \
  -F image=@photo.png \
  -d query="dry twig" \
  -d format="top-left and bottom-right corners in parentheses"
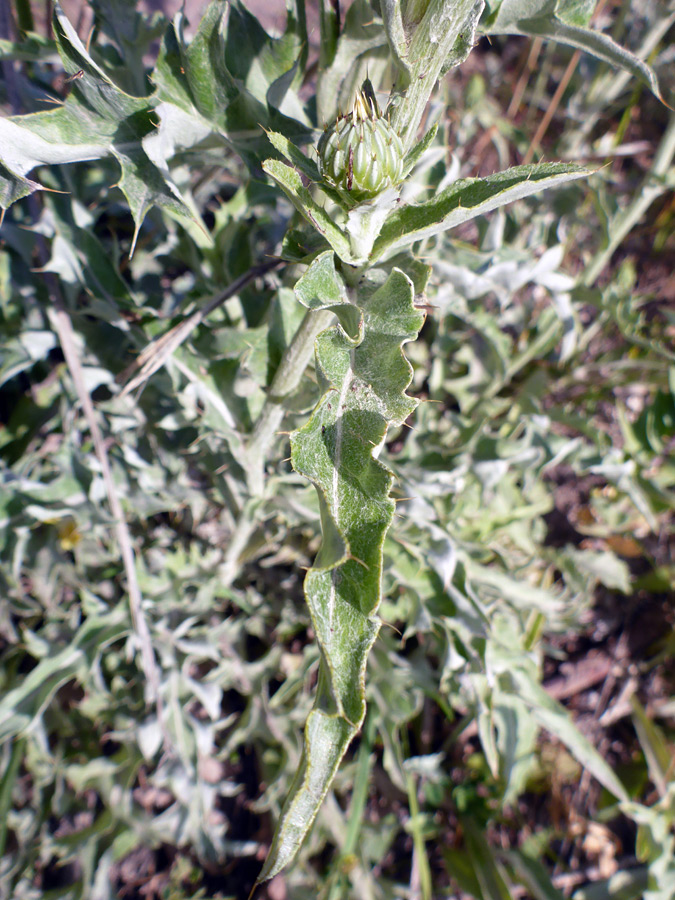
top-left (118, 259), bottom-right (282, 397)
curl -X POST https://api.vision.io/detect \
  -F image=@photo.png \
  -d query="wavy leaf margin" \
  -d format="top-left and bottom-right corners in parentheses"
top-left (257, 259), bottom-right (426, 882)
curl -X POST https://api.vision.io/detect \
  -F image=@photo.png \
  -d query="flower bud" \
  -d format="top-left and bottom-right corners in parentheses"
top-left (317, 90), bottom-right (405, 204)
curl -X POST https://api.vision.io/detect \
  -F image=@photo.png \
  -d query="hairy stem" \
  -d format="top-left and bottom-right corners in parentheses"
top-left (389, 0), bottom-right (480, 150)
top-left (246, 307), bottom-right (335, 494)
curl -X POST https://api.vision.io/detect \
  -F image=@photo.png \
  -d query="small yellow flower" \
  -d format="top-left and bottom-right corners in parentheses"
top-left (58, 518), bottom-right (82, 551)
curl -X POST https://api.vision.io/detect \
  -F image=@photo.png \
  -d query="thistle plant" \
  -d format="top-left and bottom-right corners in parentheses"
top-left (255, 1), bottom-right (595, 879)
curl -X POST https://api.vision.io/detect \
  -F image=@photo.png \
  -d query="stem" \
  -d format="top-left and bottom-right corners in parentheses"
top-left (523, 49), bottom-right (581, 165)
top-left (245, 307), bottom-right (334, 494)
top-left (326, 709), bottom-right (377, 900)
top-left (49, 297), bottom-right (162, 706)
top-left (523, 0), bottom-right (609, 164)
top-left (220, 307), bottom-right (334, 585)
top-left (401, 726), bottom-right (433, 900)
top-left (389, 0), bottom-right (479, 150)
top-left (19, 179), bottom-right (166, 722)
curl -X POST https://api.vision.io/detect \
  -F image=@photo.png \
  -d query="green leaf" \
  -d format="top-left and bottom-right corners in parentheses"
top-left (318, 0), bottom-right (340, 69)
top-left (280, 226), bottom-right (331, 262)
top-left (380, 0), bottom-right (411, 81)
top-left (90, 0), bottom-right (165, 95)
top-left (0, 32), bottom-right (57, 63)
top-left (262, 158), bottom-right (354, 262)
top-left (371, 163), bottom-right (590, 260)
top-left (440, 0), bottom-right (486, 77)
top-left (0, 330), bottom-right (58, 388)
top-left (483, 0), bottom-right (665, 101)
top-left (111, 141), bottom-right (194, 252)
top-left (0, 161), bottom-right (41, 215)
top-left (0, 3), bottom-right (195, 244)
top-left (257, 268), bottom-right (425, 881)
top-left (631, 696), bottom-right (672, 798)
top-left (265, 130), bottom-right (322, 183)
top-left (42, 197), bottom-right (139, 311)
top-left (316, 0), bottom-right (387, 125)
top-left (509, 669), bottom-right (629, 801)
top-left (0, 606), bottom-right (128, 742)
top-left (571, 868), bottom-right (649, 900)
top-left (172, 0), bottom-right (310, 159)
top-left (462, 817), bottom-right (514, 900)
top-left (403, 122), bottom-right (440, 177)
top-left (555, 0), bottom-right (595, 27)
top-left (564, 547), bottom-right (631, 593)
top-left (1, 0), bottom-right (310, 228)
top-left (51, 2), bottom-right (147, 119)
top-left (294, 251), bottom-right (361, 339)
top-left (0, 111), bottom-right (109, 179)
top-left (181, 1), bottom-right (241, 124)
top-left (505, 850), bottom-right (564, 900)
top-left (504, 850), bottom-right (566, 900)
top-left (224, 0), bottom-right (303, 107)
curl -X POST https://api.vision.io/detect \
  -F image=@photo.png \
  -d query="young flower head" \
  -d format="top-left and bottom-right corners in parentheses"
top-left (317, 85), bottom-right (405, 205)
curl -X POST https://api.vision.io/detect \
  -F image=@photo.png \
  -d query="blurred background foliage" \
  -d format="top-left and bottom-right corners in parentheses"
top-left (0, 0), bottom-right (673, 898)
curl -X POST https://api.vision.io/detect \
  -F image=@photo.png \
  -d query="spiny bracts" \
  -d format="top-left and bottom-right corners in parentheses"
top-left (317, 89), bottom-right (405, 204)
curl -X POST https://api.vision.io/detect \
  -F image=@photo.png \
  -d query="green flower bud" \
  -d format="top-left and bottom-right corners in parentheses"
top-left (318, 90), bottom-right (405, 204)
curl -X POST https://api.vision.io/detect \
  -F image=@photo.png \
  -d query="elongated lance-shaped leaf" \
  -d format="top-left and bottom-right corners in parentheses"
top-left (257, 263), bottom-right (426, 882)
top-left (264, 130), bottom-right (346, 208)
top-left (371, 162), bottom-right (591, 261)
top-left (483, 0), bottom-right (666, 103)
top-left (265, 130), bottom-right (322, 182)
top-left (262, 158), bottom-right (354, 262)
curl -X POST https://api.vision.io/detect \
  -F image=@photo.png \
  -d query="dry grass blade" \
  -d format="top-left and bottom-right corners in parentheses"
top-left (47, 293), bottom-right (161, 707)
top-left (118, 260), bottom-right (282, 397)
top-left (522, 0), bottom-right (610, 164)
